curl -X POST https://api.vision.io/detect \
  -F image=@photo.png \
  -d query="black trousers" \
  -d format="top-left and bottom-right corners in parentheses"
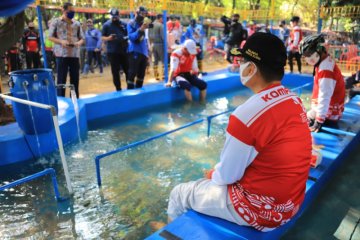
top-left (8, 53), bottom-right (21, 72)
top-left (56, 57), bottom-right (80, 98)
top-left (288, 51), bottom-right (302, 73)
top-left (128, 52), bottom-right (147, 89)
top-left (45, 50), bottom-right (56, 71)
top-left (25, 51), bottom-right (40, 69)
top-left (107, 52), bottom-right (128, 91)
top-left (86, 51), bottom-right (103, 73)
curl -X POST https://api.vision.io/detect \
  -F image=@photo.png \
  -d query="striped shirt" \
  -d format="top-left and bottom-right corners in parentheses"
top-left (49, 17), bottom-right (84, 58)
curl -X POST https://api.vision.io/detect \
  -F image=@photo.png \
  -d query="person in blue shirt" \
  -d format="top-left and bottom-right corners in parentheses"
top-left (185, 19), bottom-right (205, 75)
top-left (102, 8), bottom-right (128, 91)
top-left (83, 19), bottom-right (102, 74)
top-left (127, 6), bottom-right (150, 89)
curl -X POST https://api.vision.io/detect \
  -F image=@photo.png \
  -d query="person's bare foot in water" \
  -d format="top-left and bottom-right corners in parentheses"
top-left (149, 221), bottom-right (167, 231)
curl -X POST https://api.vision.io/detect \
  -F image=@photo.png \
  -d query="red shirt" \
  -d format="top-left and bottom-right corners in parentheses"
top-left (170, 49), bottom-right (198, 76)
top-left (23, 30), bottom-right (39, 52)
top-left (311, 56), bottom-right (345, 122)
top-left (289, 26), bottom-right (302, 51)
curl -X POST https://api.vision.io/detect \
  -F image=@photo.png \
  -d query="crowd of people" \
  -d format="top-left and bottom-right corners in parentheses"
top-left (1, 2), bottom-right (358, 101)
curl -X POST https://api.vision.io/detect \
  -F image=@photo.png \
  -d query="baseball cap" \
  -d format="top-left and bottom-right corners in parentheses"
top-left (109, 8), bottom-right (119, 17)
top-left (231, 32), bottom-right (287, 70)
top-left (184, 39), bottom-right (197, 55)
top-left (137, 6), bottom-right (148, 14)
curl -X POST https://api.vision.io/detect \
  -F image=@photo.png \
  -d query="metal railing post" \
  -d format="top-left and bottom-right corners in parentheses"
top-left (0, 168), bottom-right (63, 201)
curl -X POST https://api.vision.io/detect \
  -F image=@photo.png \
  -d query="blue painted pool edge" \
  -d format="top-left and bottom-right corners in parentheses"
top-left (0, 71), bottom-right (312, 166)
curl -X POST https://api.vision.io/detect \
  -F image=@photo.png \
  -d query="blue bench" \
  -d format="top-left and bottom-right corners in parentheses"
top-left (146, 96), bottom-right (360, 240)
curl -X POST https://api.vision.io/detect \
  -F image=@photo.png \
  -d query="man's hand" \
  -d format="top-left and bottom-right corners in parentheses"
top-left (94, 48), bottom-right (100, 52)
top-left (165, 82), bottom-right (172, 87)
top-left (74, 41), bottom-right (83, 47)
top-left (140, 23), bottom-right (149, 31)
top-left (61, 40), bottom-right (70, 47)
top-left (309, 121), bottom-right (323, 132)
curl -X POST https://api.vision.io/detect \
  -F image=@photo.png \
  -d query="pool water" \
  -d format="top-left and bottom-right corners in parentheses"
top-left (0, 88), bottom-right (312, 239)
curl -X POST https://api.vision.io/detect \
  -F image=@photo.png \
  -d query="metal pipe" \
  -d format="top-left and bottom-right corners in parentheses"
top-left (0, 168), bottom-right (62, 200)
top-left (317, 0), bottom-right (323, 34)
top-left (0, 93), bottom-right (72, 194)
top-left (52, 115), bottom-right (73, 193)
top-left (36, 5), bottom-right (48, 69)
top-left (0, 93), bottom-right (52, 110)
top-left (163, 10), bottom-right (168, 83)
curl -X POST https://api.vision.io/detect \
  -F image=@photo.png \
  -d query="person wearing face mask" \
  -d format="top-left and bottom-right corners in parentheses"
top-left (165, 39), bottom-right (207, 102)
top-left (22, 21), bottom-right (41, 69)
top-left (166, 33), bottom-right (311, 231)
top-left (126, 6), bottom-right (150, 89)
top-left (83, 19), bottom-right (103, 75)
top-left (102, 8), bottom-right (129, 91)
top-left (299, 34), bottom-right (345, 132)
top-left (49, 2), bottom-right (84, 98)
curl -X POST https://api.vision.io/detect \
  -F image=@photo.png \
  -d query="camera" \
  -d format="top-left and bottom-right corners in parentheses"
top-left (220, 15), bottom-right (231, 25)
top-left (143, 17), bottom-right (154, 28)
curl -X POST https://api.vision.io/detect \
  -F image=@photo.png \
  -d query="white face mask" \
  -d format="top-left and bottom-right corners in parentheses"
top-left (304, 52), bottom-right (320, 66)
top-left (239, 62), bottom-right (257, 85)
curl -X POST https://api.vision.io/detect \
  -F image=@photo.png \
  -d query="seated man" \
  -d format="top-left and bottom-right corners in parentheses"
top-left (345, 70), bottom-right (360, 100)
top-left (167, 33), bottom-right (312, 231)
top-left (165, 39), bottom-right (207, 102)
top-left (299, 34), bottom-right (345, 132)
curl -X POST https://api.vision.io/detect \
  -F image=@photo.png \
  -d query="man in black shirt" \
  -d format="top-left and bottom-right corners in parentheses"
top-left (222, 14), bottom-right (246, 63)
top-left (102, 8), bottom-right (129, 91)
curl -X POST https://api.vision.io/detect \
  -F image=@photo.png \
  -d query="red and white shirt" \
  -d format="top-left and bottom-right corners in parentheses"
top-left (289, 26), bottom-right (302, 52)
top-left (211, 84), bottom-right (312, 231)
top-left (311, 55), bottom-right (345, 123)
top-left (170, 48), bottom-right (199, 77)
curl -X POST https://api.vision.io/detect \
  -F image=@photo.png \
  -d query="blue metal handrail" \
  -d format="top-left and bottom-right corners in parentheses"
top-left (95, 119), bottom-right (204, 186)
top-left (95, 82), bottom-right (314, 186)
top-left (206, 109), bottom-right (233, 137)
top-left (0, 168), bottom-right (65, 201)
top-left (291, 82), bottom-right (313, 97)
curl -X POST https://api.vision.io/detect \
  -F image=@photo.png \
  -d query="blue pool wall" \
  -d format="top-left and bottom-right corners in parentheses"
top-left (0, 71), bottom-right (312, 166)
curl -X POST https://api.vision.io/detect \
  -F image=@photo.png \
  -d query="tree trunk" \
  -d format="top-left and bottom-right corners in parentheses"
top-left (0, 12), bottom-right (25, 56)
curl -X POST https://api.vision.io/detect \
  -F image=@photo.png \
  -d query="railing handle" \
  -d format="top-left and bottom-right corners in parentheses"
top-left (0, 168), bottom-right (66, 201)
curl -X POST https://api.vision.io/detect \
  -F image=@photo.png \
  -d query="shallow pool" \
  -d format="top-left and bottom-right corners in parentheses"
top-left (0, 87), bottom-right (312, 239)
